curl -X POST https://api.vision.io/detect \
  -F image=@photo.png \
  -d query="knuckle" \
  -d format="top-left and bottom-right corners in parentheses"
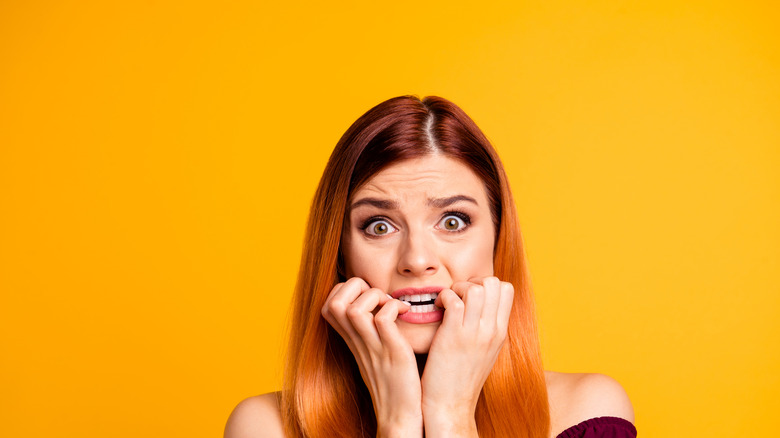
top-left (347, 277), bottom-right (368, 289)
top-left (478, 330), bottom-right (495, 344)
top-left (483, 277), bottom-right (500, 290)
top-left (366, 288), bottom-right (384, 299)
top-left (345, 305), bottom-right (362, 320)
top-left (374, 313), bottom-right (391, 326)
top-left (328, 300), bottom-right (347, 315)
top-left (375, 304), bottom-right (397, 323)
top-left (328, 282), bottom-right (344, 295)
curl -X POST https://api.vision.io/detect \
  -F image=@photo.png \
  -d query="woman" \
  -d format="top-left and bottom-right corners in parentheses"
top-left (226, 96), bottom-right (636, 438)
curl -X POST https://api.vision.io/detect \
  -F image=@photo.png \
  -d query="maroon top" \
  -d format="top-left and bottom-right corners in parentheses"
top-left (556, 417), bottom-right (637, 438)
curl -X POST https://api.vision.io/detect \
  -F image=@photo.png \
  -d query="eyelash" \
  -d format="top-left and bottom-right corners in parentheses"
top-left (438, 211), bottom-right (471, 233)
top-left (358, 216), bottom-right (395, 237)
top-left (358, 210), bottom-right (472, 236)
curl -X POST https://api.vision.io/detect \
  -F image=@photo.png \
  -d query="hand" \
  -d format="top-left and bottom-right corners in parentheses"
top-left (420, 276), bottom-right (515, 437)
top-left (321, 277), bottom-right (424, 438)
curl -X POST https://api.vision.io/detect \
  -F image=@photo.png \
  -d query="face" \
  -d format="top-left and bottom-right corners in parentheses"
top-left (342, 154), bottom-right (496, 353)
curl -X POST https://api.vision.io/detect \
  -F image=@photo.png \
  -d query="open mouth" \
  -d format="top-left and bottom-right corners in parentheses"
top-left (397, 292), bottom-right (439, 313)
top-left (391, 287), bottom-right (445, 323)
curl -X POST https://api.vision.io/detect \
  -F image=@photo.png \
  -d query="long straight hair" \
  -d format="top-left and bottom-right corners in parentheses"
top-left (281, 96), bottom-right (549, 437)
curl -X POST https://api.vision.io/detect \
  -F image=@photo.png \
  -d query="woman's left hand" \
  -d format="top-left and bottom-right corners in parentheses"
top-left (420, 276), bottom-right (515, 437)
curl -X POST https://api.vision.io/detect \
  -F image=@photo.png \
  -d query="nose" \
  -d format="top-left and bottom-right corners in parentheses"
top-left (397, 229), bottom-right (439, 276)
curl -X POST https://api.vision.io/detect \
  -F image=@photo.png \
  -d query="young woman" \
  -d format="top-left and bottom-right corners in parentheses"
top-left (225, 96), bottom-right (636, 438)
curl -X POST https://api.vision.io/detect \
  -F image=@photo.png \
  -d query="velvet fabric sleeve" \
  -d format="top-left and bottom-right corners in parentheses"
top-left (556, 416), bottom-right (637, 438)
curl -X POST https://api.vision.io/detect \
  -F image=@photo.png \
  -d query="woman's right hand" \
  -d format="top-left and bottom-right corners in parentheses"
top-left (321, 277), bottom-right (423, 438)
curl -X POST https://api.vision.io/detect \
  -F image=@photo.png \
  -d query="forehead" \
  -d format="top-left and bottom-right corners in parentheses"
top-left (352, 154), bottom-right (487, 203)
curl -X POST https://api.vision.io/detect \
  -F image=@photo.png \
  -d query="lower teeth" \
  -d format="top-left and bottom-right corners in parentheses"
top-left (409, 304), bottom-right (436, 313)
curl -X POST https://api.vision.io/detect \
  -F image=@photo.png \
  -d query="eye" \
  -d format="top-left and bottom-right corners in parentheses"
top-left (438, 212), bottom-right (470, 232)
top-left (362, 219), bottom-right (397, 236)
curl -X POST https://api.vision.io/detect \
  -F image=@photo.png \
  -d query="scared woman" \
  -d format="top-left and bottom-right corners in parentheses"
top-left (225, 96), bottom-right (636, 438)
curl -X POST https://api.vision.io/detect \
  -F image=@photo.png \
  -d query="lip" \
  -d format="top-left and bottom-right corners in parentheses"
top-left (397, 307), bottom-right (444, 324)
top-left (392, 286), bottom-right (445, 324)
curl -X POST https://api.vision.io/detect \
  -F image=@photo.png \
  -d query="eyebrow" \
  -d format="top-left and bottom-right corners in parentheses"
top-left (350, 198), bottom-right (399, 210)
top-left (427, 195), bottom-right (479, 208)
top-left (350, 195), bottom-right (479, 211)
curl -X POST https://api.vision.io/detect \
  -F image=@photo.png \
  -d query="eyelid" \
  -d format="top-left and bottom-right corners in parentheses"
top-left (437, 211), bottom-right (471, 232)
top-left (359, 216), bottom-right (398, 236)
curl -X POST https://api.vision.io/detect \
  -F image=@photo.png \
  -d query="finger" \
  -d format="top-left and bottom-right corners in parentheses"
top-left (322, 283), bottom-right (349, 333)
top-left (496, 282), bottom-right (515, 332)
top-left (449, 281), bottom-right (472, 299)
top-left (322, 277), bottom-right (370, 318)
top-left (480, 276), bottom-right (502, 324)
top-left (322, 278), bottom-right (372, 344)
top-left (452, 282), bottom-right (484, 328)
top-left (335, 277), bottom-right (371, 303)
top-left (374, 300), bottom-right (413, 352)
top-left (394, 296), bottom-right (412, 314)
top-left (435, 288), bottom-right (465, 329)
top-left (323, 277), bottom-right (371, 322)
top-left (347, 288), bottom-right (390, 349)
top-left (321, 282), bottom-right (344, 320)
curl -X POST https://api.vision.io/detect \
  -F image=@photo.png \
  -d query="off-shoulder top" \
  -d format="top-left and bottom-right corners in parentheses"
top-left (556, 416), bottom-right (637, 438)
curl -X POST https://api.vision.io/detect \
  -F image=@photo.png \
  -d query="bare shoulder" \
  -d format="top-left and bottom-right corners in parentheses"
top-left (224, 392), bottom-right (284, 438)
top-left (545, 371), bottom-right (635, 436)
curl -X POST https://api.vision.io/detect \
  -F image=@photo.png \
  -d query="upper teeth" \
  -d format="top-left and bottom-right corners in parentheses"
top-left (398, 292), bottom-right (438, 303)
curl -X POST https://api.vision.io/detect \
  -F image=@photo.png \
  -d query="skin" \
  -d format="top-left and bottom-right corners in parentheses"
top-left (340, 153), bottom-right (497, 354)
top-left (224, 154), bottom-right (636, 438)
top-left (323, 154), bottom-right (509, 437)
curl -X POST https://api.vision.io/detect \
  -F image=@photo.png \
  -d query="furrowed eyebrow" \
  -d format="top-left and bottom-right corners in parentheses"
top-left (350, 198), bottom-right (399, 210)
top-left (427, 195), bottom-right (479, 208)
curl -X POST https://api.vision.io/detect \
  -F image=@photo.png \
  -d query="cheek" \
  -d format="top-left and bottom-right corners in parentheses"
top-left (447, 250), bottom-right (493, 280)
top-left (445, 234), bottom-right (495, 280)
top-left (343, 235), bottom-right (394, 284)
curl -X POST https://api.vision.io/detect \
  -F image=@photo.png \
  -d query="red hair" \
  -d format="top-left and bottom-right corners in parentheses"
top-left (282, 96), bottom-right (550, 437)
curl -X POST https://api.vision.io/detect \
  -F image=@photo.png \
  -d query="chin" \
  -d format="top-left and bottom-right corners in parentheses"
top-left (398, 321), bottom-right (440, 354)
top-left (410, 343), bottom-right (432, 354)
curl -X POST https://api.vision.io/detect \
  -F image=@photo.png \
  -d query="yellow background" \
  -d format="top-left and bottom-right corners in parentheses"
top-left (1, 1), bottom-right (778, 436)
